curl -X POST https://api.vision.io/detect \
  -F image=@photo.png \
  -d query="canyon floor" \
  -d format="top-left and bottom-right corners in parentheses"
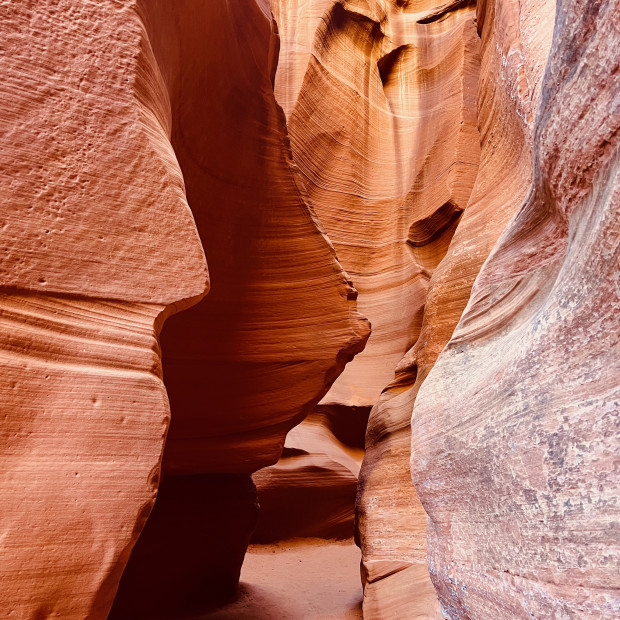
top-left (199, 539), bottom-right (363, 620)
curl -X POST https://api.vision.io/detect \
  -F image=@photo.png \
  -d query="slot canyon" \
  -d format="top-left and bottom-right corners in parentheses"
top-left (0, 0), bottom-right (618, 618)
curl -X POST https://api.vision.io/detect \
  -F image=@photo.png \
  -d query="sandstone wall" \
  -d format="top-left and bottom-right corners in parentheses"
top-left (0, 0), bottom-right (368, 617)
top-left (110, 0), bottom-right (370, 615)
top-left (269, 4), bottom-right (481, 599)
top-left (356, 0), bottom-right (555, 614)
top-left (0, 2), bottom-right (207, 617)
top-left (2, 0), bottom-right (618, 617)
top-left (412, 0), bottom-right (620, 616)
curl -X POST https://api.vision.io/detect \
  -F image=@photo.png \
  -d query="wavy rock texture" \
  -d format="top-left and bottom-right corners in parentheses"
top-left (253, 409), bottom-right (367, 542)
top-left (110, 0), bottom-right (369, 616)
top-left (0, 1), bottom-right (208, 618)
top-left (278, 0), bottom-right (479, 408)
top-left (352, 0), bottom-right (556, 615)
top-left (412, 0), bottom-right (620, 617)
top-left (1, 0), bottom-right (369, 617)
top-left (143, 0), bottom-right (369, 477)
top-left (270, 2), bottom-right (482, 615)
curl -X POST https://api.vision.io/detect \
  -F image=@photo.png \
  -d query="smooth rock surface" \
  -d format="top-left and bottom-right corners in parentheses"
top-left (144, 0), bottom-right (370, 476)
top-left (113, 0), bottom-right (368, 614)
top-left (253, 411), bottom-right (365, 541)
top-left (0, 1), bottom-right (368, 617)
top-left (279, 0), bottom-right (479, 407)
top-left (0, 2), bottom-right (208, 618)
top-left (412, 0), bottom-right (620, 617)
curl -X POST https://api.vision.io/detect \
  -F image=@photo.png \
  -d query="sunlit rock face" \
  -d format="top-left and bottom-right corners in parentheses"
top-left (412, 0), bottom-right (619, 617)
top-left (0, 1), bottom-right (368, 617)
top-left (2, 0), bottom-right (618, 617)
top-left (279, 0), bottom-right (481, 409)
top-left (271, 0), bottom-right (481, 616)
top-left (356, 0), bottom-right (556, 614)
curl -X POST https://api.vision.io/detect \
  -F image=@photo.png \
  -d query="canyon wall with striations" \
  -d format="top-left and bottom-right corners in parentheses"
top-left (0, 2), bottom-right (207, 617)
top-left (272, 0), bottom-right (618, 618)
top-left (1, 0), bottom-right (618, 618)
top-left (411, 0), bottom-right (620, 616)
top-left (0, 1), bottom-right (368, 618)
top-left (358, 0), bottom-right (556, 615)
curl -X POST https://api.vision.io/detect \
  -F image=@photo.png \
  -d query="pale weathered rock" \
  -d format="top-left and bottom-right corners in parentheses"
top-left (355, 0), bottom-right (556, 615)
top-left (0, 2), bottom-right (208, 618)
top-left (412, 0), bottom-right (620, 617)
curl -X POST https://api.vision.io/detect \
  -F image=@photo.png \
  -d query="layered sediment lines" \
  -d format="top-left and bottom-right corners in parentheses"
top-left (357, 0), bottom-right (555, 614)
top-left (142, 0), bottom-right (369, 478)
top-left (412, 0), bottom-right (620, 616)
top-left (1, 1), bottom-right (368, 617)
top-left (111, 0), bottom-right (370, 615)
top-left (253, 410), bottom-right (366, 541)
top-left (0, 2), bottom-right (207, 617)
top-left (272, 0), bottom-right (481, 615)
top-left (3, 0), bottom-right (619, 617)
top-left (285, 0), bottom-right (480, 408)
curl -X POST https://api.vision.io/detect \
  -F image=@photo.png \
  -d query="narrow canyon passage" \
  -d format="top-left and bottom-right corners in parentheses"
top-left (0, 1), bottom-right (618, 619)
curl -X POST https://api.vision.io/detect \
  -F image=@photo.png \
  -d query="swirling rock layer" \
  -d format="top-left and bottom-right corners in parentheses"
top-left (355, 0), bottom-right (555, 614)
top-left (143, 0), bottom-right (369, 476)
top-left (412, 0), bottom-right (620, 617)
top-left (111, 0), bottom-right (370, 614)
top-left (253, 410), bottom-right (366, 542)
top-left (277, 0), bottom-right (477, 408)
top-left (0, 0), bottom-right (368, 617)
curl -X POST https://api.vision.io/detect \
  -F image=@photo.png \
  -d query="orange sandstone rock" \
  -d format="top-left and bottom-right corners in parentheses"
top-left (271, 3), bottom-right (482, 615)
top-left (141, 0), bottom-right (369, 476)
top-left (111, 0), bottom-right (369, 615)
top-left (0, 1), bottom-right (207, 618)
top-left (412, 0), bottom-right (619, 616)
top-left (0, 0), bottom-right (368, 617)
top-left (285, 0), bottom-right (479, 408)
top-left (354, 0), bottom-right (556, 615)
top-left (253, 410), bottom-right (366, 542)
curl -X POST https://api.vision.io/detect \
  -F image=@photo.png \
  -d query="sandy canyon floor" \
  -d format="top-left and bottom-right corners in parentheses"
top-left (198, 539), bottom-right (363, 620)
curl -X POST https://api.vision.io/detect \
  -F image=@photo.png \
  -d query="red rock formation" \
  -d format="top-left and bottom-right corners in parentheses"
top-left (280, 0), bottom-right (479, 408)
top-left (144, 0), bottom-right (369, 477)
top-left (412, 0), bottom-right (619, 616)
top-left (3, 0), bottom-right (619, 617)
top-left (0, 0), bottom-right (368, 617)
top-left (0, 2), bottom-right (207, 618)
top-left (268, 9), bottom-right (479, 611)
top-left (271, 0), bottom-right (482, 615)
top-left (354, 0), bottom-right (556, 615)
top-left (110, 0), bottom-right (369, 615)
top-left (253, 410), bottom-right (366, 541)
